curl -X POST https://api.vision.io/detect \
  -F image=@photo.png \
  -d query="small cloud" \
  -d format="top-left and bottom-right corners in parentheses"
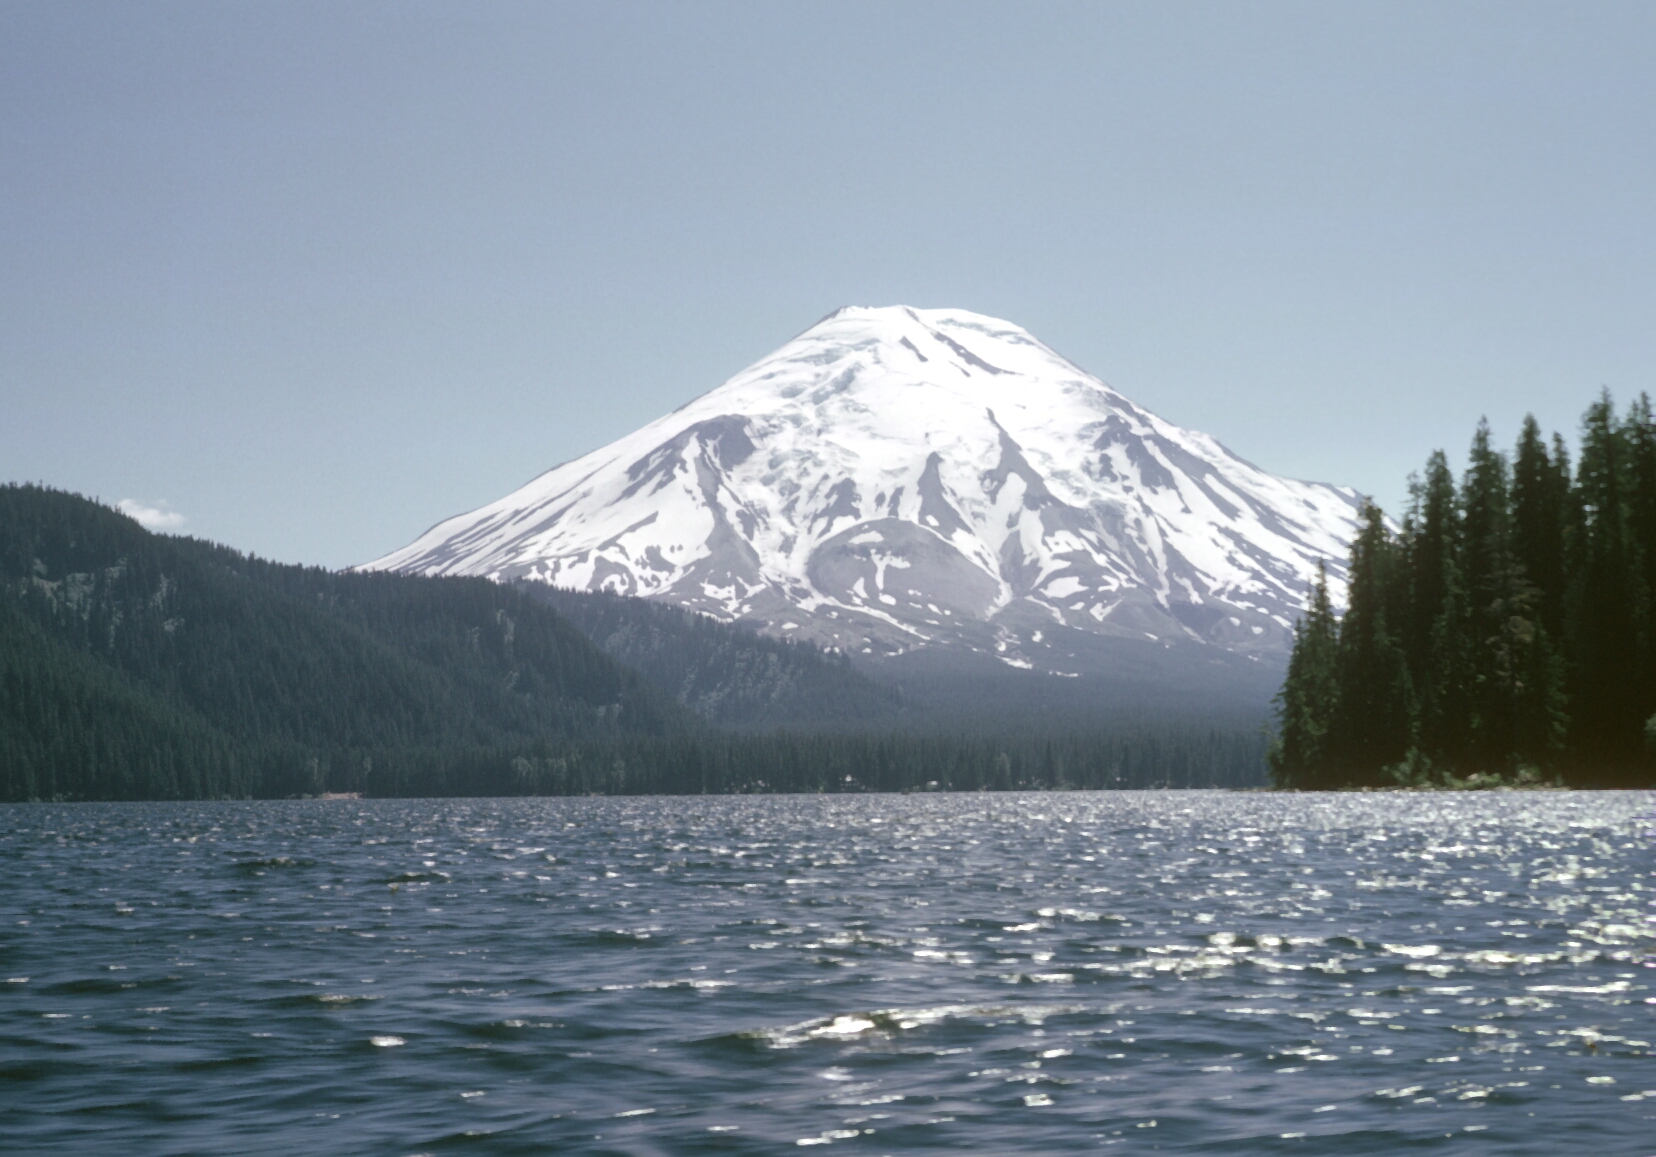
top-left (117, 498), bottom-right (187, 532)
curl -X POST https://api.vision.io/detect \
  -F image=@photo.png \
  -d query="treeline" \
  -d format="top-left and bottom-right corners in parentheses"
top-left (240, 727), bottom-right (1268, 798)
top-left (526, 584), bottom-right (902, 729)
top-left (1272, 391), bottom-right (1656, 789)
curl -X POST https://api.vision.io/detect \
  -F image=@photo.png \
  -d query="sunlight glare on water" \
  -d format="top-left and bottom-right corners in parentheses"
top-left (1, 791), bottom-right (1652, 1154)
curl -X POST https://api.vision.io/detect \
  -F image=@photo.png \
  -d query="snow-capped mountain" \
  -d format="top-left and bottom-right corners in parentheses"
top-left (364, 307), bottom-right (1362, 673)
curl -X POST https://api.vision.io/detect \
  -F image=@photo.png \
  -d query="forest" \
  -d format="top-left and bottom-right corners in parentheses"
top-left (1272, 391), bottom-right (1656, 789)
top-left (1, 484), bottom-right (1266, 800)
top-left (528, 584), bottom-right (902, 729)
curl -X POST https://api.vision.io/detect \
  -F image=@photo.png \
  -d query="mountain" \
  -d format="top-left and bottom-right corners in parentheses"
top-left (364, 306), bottom-right (1365, 701)
top-left (0, 485), bottom-right (693, 800)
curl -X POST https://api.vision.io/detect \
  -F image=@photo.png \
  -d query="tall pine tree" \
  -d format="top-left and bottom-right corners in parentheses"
top-left (1624, 394), bottom-right (1656, 756)
top-left (1459, 421), bottom-right (1520, 772)
top-left (1269, 563), bottom-right (1340, 788)
top-left (1512, 416), bottom-right (1570, 641)
top-left (1402, 451), bottom-right (1470, 768)
top-left (1327, 504), bottom-right (1412, 784)
top-left (1570, 392), bottom-right (1641, 772)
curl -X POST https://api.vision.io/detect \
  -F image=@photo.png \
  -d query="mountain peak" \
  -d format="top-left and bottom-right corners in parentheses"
top-left (363, 308), bottom-right (1362, 672)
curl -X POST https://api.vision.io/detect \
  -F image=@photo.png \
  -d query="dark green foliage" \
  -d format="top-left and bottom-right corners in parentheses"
top-left (1327, 505), bottom-right (1412, 783)
top-left (2, 486), bottom-right (1269, 799)
top-left (0, 485), bottom-right (691, 799)
top-left (1631, 397), bottom-right (1656, 735)
top-left (1569, 393), bottom-right (1643, 769)
top-left (0, 597), bottom-right (247, 801)
top-left (1512, 418), bottom-right (1570, 640)
top-left (1268, 564), bottom-right (1338, 788)
top-left (1273, 393), bottom-right (1656, 788)
top-left (1400, 451), bottom-right (1466, 763)
top-left (523, 584), bottom-right (901, 729)
top-left (1458, 421), bottom-right (1520, 769)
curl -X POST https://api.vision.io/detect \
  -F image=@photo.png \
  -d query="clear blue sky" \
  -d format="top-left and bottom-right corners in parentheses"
top-left (4, 1), bottom-right (1653, 568)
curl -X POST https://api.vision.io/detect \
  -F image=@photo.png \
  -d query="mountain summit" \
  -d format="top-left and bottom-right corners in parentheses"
top-left (364, 307), bottom-right (1362, 676)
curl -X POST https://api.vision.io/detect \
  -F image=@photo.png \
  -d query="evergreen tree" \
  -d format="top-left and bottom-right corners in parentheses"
top-left (1570, 392), bottom-right (1641, 771)
top-left (1512, 416), bottom-right (1570, 641)
top-left (1458, 420), bottom-right (1521, 771)
top-left (1401, 453), bottom-right (1459, 671)
top-left (1269, 564), bottom-right (1339, 788)
top-left (1624, 393), bottom-right (1656, 749)
top-left (1399, 451), bottom-right (1468, 765)
top-left (1512, 612), bottom-right (1569, 772)
top-left (1507, 416), bottom-right (1573, 771)
top-left (1327, 504), bottom-right (1412, 784)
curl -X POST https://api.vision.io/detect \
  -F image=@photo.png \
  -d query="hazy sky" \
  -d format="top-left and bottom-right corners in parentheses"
top-left (5, 1), bottom-right (1654, 568)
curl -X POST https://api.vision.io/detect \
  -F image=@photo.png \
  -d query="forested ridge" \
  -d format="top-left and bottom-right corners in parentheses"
top-left (0, 485), bottom-right (690, 800)
top-left (1272, 391), bottom-right (1656, 789)
top-left (2, 486), bottom-right (1268, 800)
top-left (525, 584), bottom-right (902, 729)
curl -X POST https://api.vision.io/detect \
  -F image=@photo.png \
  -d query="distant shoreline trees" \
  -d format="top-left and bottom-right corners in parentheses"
top-left (1272, 391), bottom-right (1656, 789)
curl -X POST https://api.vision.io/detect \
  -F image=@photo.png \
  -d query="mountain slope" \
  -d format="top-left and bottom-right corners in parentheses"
top-left (0, 485), bottom-right (694, 798)
top-left (365, 306), bottom-right (1364, 679)
top-left (0, 594), bottom-right (248, 801)
top-left (522, 585), bottom-right (902, 729)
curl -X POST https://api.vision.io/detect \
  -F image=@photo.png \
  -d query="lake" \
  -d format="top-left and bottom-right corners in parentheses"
top-left (2, 791), bottom-right (1651, 1154)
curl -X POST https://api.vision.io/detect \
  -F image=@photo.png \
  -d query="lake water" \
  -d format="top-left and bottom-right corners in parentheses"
top-left (2, 791), bottom-right (1652, 1155)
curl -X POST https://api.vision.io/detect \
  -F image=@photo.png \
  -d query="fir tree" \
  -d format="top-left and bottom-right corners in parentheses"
top-left (1570, 392), bottom-right (1640, 771)
top-left (1400, 451), bottom-right (1466, 765)
top-left (1327, 504), bottom-right (1412, 784)
top-left (1459, 420), bottom-right (1520, 771)
top-left (1624, 393), bottom-right (1656, 745)
top-left (1402, 452), bottom-right (1459, 672)
top-left (1512, 416), bottom-right (1570, 641)
top-left (1269, 563), bottom-right (1339, 788)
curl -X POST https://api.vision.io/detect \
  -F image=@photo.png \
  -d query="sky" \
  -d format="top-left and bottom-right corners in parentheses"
top-left (4, 1), bottom-right (1654, 569)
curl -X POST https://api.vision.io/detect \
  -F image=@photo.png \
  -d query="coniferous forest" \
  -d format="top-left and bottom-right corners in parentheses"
top-left (1272, 391), bottom-right (1656, 789)
top-left (526, 584), bottom-right (903, 730)
top-left (1, 484), bottom-right (1265, 800)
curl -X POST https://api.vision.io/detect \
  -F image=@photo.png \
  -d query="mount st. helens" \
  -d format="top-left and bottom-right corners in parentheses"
top-left (365, 307), bottom-right (1363, 680)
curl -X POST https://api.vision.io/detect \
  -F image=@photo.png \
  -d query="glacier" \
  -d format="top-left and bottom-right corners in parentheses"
top-left (363, 306), bottom-right (1363, 674)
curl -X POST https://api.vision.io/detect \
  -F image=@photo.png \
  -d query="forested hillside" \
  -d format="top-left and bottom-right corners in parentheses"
top-left (524, 585), bottom-right (901, 728)
top-left (0, 485), bottom-right (691, 800)
top-left (0, 595), bottom-right (245, 799)
top-left (1, 486), bottom-right (1271, 800)
top-left (1272, 391), bottom-right (1656, 789)
top-left (531, 582), bottom-right (1279, 735)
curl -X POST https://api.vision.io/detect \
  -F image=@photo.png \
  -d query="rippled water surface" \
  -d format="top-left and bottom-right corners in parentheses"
top-left (3, 792), bottom-right (1653, 1155)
